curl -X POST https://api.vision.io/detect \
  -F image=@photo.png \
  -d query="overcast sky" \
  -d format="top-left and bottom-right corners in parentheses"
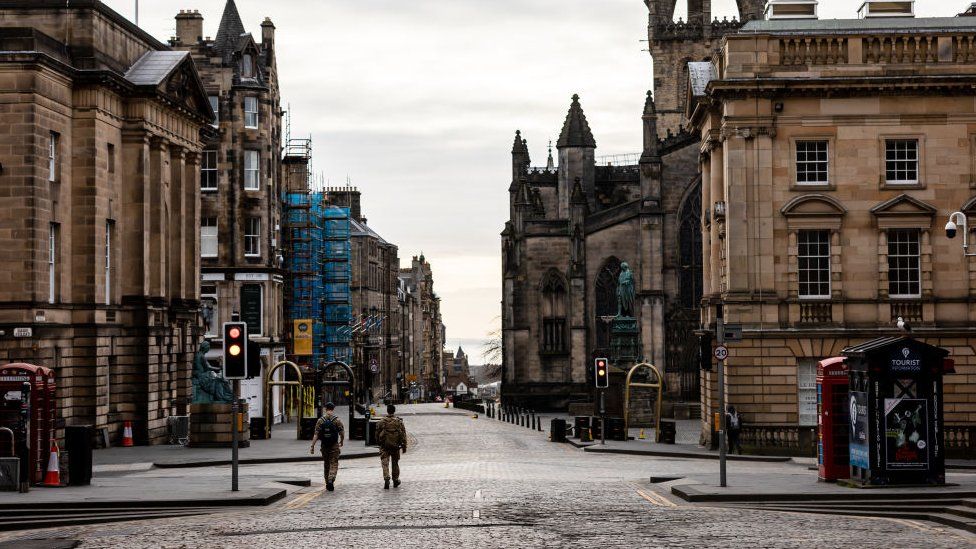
top-left (104, 0), bottom-right (956, 358)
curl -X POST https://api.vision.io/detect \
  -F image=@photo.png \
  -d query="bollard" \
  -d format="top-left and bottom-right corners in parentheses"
top-left (538, 416), bottom-right (543, 432)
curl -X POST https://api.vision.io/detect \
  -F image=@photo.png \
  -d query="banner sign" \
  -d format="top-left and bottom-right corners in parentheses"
top-left (293, 319), bottom-right (313, 356)
top-left (884, 398), bottom-right (929, 470)
top-left (849, 391), bottom-right (870, 469)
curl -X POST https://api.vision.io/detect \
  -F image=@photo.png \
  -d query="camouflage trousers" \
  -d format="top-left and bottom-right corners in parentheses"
top-left (322, 444), bottom-right (341, 483)
top-left (380, 447), bottom-right (400, 481)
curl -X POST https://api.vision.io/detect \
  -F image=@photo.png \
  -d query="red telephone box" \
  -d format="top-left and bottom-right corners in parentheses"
top-left (817, 357), bottom-right (849, 482)
top-left (0, 364), bottom-right (56, 484)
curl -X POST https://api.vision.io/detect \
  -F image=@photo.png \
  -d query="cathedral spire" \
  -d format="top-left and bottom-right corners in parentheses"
top-left (214, 0), bottom-right (247, 55)
top-left (556, 94), bottom-right (596, 149)
top-left (512, 130), bottom-right (528, 155)
top-left (641, 91), bottom-right (661, 163)
top-left (546, 140), bottom-right (555, 171)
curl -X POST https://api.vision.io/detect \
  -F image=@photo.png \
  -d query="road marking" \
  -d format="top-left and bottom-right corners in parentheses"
top-left (635, 487), bottom-right (676, 507)
top-left (472, 510), bottom-right (480, 519)
top-left (285, 488), bottom-right (324, 510)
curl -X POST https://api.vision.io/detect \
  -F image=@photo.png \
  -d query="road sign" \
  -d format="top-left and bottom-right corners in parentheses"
top-left (12, 328), bottom-right (31, 338)
top-left (714, 345), bottom-right (729, 361)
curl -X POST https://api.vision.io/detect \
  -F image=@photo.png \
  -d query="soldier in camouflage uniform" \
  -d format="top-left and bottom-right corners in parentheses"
top-left (310, 402), bottom-right (344, 491)
top-left (376, 404), bottom-right (407, 489)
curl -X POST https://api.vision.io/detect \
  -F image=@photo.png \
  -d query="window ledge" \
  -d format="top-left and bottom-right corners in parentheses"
top-left (790, 183), bottom-right (833, 192)
top-left (881, 181), bottom-right (924, 190)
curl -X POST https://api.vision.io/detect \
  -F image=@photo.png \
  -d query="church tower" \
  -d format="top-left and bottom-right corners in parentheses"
top-left (556, 95), bottom-right (595, 219)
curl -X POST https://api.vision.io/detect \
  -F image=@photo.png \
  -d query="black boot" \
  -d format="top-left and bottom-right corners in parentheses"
top-left (384, 479), bottom-right (390, 489)
top-left (326, 481), bottom-right (334, 491)
top-left (393, 479), bottom-right (401, 488)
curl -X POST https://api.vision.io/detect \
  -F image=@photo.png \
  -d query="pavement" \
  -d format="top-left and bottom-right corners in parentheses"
top-left (1, 402), bottom-right (974, 548)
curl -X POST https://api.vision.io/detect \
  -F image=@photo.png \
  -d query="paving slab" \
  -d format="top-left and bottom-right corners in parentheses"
top-left (669, 470), bottom-right (976, 502)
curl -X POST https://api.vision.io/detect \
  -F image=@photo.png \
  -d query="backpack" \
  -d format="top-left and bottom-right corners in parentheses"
top-left (376, 417), bottom-right (403, 450)
top-left (318, 416), bottom-right (339, 446)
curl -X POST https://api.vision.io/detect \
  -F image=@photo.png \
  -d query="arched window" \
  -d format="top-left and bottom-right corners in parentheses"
top-left (678, 183), bottom-right (703, 309)
top-left (595, 257), bottom-right (621, 351)
top-left (540, 270), bottom-right (568, 354)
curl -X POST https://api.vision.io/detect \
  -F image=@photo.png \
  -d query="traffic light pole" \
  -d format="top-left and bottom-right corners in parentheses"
top-left (717, 304), bottom-right (727, 488)
top-left (232, 379), bottom-right (240, 492)
top-left (599, 389), bottom-right (605, 445)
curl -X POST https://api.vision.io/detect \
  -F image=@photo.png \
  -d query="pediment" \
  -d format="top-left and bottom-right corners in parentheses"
top-left (161, 58), bottom-right (214, 122)
top-left (780, 194), bottom-right (847, 217)
top-left (869, 194), bottom-right (937, 217)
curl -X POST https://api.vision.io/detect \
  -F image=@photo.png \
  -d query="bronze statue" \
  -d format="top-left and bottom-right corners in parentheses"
top-left (192, 339), bottom-right (234, 404)
top-left (617, 262), bottom-right (635, 317)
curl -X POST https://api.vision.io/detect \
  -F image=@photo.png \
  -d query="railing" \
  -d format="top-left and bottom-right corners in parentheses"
top-left (954, 36), bottom-right (976, 62)
top-left (863, 35), bottom-right (938, 64)
top-left (741, 425), bottom-right (817, 456)
top-left (799, 301), bottom-right (832, 325)
top-left (890, 300), bottom-right (922, 323)
top-left (779, 37), bottom-right (849, 66)
top-left (596, 152), bottom-right (641, 166)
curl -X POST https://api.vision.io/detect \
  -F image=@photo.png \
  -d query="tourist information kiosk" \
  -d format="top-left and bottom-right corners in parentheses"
top-left (842, 337), bottom-right (949, 486)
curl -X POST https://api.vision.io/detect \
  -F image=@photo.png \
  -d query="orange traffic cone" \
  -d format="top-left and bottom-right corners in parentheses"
top-left (122, 421), bottom-right (134, 447)
top-left (638, 429), bottom-right (646, 440)
top-left (43, 442), bottom-right (60, 487)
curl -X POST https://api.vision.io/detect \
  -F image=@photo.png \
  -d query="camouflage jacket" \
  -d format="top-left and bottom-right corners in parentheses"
top-left (376, 415), bottom-right (407, 450)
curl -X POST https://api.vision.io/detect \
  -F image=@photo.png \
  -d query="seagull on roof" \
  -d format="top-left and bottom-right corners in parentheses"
top-left (896, 316), bottom-right (912, 333)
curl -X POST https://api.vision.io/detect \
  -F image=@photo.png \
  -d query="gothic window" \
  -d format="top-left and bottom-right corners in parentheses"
top-left (678, 185), bottom-right (703, 309)
top-left (595, 257), bottom-right (621, 351)
top-left (540, 270), bottom-right (568, 355)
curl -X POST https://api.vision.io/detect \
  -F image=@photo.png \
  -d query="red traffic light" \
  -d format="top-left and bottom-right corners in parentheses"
top-left (228, 327), bottom-right (241, 339)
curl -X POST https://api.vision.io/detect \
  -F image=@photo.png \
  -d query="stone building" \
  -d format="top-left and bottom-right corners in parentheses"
top-left (329, 187), bottom-right (401, 402)
top-left (444, 347), bottom-right (475, 397)
top-left (688, 0), bottom-right (976, 456)
top-left (501, 92), bottom-right (702, 411)
top-left (400, 255), bottom-right (445, 398)
top-left (0, 0), bottom-right (213, 443)
top-left (171, 1), bottom-right (287, 408)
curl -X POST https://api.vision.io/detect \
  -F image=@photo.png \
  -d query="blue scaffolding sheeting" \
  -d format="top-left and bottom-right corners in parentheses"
top-left (283, 188), bottom-right (351, 367)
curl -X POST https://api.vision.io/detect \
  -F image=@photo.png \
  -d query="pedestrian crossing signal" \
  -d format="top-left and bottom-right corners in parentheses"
top-left (222, 322), bottom-right (248, 379)
top-left (595, 358), bottom-right (609, 388)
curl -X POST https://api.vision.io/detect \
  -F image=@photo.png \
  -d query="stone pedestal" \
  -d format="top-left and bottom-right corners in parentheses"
top-left (189, 403), bottom-right (250, 448)
top-left (610, 316), bottom-right (639, 363)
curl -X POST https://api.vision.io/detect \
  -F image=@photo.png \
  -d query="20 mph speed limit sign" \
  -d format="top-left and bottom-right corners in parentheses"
top-left (714, 345), bottom-right (729, 361)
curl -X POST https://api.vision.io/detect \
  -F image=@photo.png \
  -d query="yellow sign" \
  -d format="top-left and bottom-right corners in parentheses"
top-left (406, 374), bottom-right (418, 383)
top-left (293, 319), bottom-right (313, 356)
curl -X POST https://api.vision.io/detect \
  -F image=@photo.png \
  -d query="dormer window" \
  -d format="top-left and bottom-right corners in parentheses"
top-left (241, 54), bottom-right (254, 78)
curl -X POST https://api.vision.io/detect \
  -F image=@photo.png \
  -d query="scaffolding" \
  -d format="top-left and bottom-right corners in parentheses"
top-left (282, 138), bottom-right (352, 367)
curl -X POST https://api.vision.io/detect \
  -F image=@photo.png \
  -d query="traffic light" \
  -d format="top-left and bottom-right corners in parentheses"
top-left (222, 322), bottom-right (248, 379)
top-left (594, 357), bottom-right (609, 389)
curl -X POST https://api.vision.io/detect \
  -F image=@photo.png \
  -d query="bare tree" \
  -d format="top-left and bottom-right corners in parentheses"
top-left (480, 323), bottom-right (502, 380)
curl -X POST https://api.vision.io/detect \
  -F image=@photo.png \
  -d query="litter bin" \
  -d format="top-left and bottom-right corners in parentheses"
top-left (365, 420), bottom-right (380, 446)
top-left (589, 417), bottom-right (602, 441)
top-left (656, 419), bottom-right (676, 444)
top-left (64, 425), bottom-right (92, 486)
top-left (573, 416), bottom-right (590, 440)
top-left (606, 417), bottom-right (626, 441)
top-left (349, 417), bottom-right (367, 441)
top-left (550, 418), bottom-right (567, 443)
top-left (843, 336), bottom-right (950, 486)
top-left (299, 418), bottom-right (318, 441)
top-left (250, 417), bottom-right (269, 440)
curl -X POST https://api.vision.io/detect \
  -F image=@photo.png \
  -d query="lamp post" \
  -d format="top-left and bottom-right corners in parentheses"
top-left (945, 211), bottom-right (976, 256)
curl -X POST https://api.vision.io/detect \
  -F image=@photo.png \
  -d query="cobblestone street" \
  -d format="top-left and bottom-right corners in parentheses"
top-left (4, 405), bottom-right (975, 548)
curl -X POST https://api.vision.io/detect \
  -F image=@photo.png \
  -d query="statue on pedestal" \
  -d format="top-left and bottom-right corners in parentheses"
top-left (192, 340), bottom-right (234, 404)
top-left (616, 262), bottom-right (636, 318)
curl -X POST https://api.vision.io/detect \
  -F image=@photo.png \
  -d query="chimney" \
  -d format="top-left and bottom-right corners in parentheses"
top-left (765, 0), bottom-right (818, 19)
top-left (175, 10), bottom-right (204, 46)
top-left (959, 2), bottom-right (976, 16)
top-left (261, 17), bottom-right (276, 48)
top-left (857, 1), bottom-right (915, 18)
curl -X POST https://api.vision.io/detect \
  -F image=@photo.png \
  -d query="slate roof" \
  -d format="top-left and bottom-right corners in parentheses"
top-left (124, 51), bottom-right (189, 86)
top-left (350, 218), bottom-right (389, 245)
top-left (557, 94), bottom-right (596, 148)
top-left (740, 17), bottom-right (976, 35)
top-left (214, 0), bottom-right (247, 55)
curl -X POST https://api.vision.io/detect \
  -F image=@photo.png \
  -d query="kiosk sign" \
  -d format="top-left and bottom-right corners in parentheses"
top-left (849, 391), bottom-right (870, 469)
top-left (888, 346), bottom-right (922, 375)
top-left (884, 398), bottom-right (929, 470)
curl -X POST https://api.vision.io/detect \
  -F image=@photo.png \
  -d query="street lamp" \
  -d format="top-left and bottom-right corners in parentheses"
top-left (945, 211), bottom-right (976, 256)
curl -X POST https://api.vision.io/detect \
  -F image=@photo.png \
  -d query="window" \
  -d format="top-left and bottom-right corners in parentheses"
top-left (885, 139), bottom-right (919, 184)
top-left (201, 150), bottom-right (218, 191)
top-left (48, 223), bottom-right (58, 303)
top-left (107, 143), bottom-right (116, 174)
top-left (541, 270), bottom-right (568, 354)
top-left (244, 150), bottom-right (260, 190)
top-left (244, 97), bottom-right (259, 129)
top-left (241, 54), bottom-right (254, 78)
top-left (798, 230), bottom-right (831, 298)
top-left (201, 283), bottom-right (218, 336)
top-left (887, 229), bottom-right (920, 298)
top-left (244, 217), bottom-right (261, 257)
top-left (798, 359), bottom-right (819, 426)
top-left (48, 131), bottom-right (58, 182)
top-left (796, 140), bottom-right (829, 185)
top-left (208, 95), bottom-right (219, 127)
top-left (105, 220), bottom-right (113, 305)
top-left (201, 217), bottom-right (218, 258)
